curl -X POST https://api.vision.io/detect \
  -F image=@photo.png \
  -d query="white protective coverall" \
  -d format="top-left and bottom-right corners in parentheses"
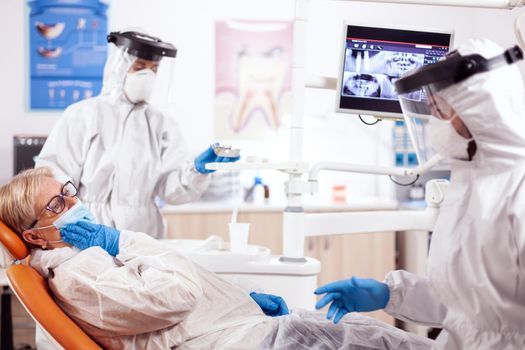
top-left (31, 231), bottom-right (433, 349)
top-left (35, 46), bottom-right (209, 238)
top-left (384, 38), bottom-right (525, 349)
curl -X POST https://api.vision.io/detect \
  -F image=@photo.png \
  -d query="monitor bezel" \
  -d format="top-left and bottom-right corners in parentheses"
top-left (335, 22), bottom-right (455, 119)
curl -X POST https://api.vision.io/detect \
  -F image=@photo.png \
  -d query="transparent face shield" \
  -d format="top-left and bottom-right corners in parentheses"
top-left (395, 45), bottom-right (524, 164)
top-left (398, 85), bottom-right (455, 163)
top-left (103, 31), bottom-right (177, 107)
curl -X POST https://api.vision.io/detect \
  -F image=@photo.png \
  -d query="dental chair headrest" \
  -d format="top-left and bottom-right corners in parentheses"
top-left (0, 220), bottom-right (29, 261)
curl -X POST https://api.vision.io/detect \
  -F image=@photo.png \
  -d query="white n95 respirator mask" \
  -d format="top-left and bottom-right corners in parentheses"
top-left (123, 69), bottom-right (156, 104)
top-left (426, 116), bottom-right (472, 160)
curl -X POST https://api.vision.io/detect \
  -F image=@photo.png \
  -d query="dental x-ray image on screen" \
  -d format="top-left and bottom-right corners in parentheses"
top-left (336, 24), bottom-right (453, 118)
top-left (343, 51), bottom-right (424, 98)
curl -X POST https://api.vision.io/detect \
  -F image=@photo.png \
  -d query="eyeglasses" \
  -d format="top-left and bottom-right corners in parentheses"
top-left (29, 181), bottom-right (78, 230)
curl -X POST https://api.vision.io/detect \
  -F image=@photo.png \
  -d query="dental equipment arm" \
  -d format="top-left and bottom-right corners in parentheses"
top-left (281, 179), bottom-right (448, 260)
top-left (344, 0), bottom-right (524, 9)
top-left (308, 154), bottom-right (443, 182)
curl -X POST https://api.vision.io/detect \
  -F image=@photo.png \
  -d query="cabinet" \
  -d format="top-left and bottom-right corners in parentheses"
top-left (396, 230), bottom-right (431, 336)
top-left (305, 233), bottom-right (395, 324)
top-left (165, 211), bottom-right (284, 254)
top-left (163, 207), bottom-right (395, 325)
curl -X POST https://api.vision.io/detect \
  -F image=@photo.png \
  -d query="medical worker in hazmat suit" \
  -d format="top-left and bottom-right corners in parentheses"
top-left (315, 38), bottom-right (525, 349)
top-left (36, 30), bottom-right (237, 238)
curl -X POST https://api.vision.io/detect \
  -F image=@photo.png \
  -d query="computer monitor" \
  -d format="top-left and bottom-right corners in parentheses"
top-left (13, 135), bottom-right (47, 175)
top-left (336, 23), bottom-right (453, 119)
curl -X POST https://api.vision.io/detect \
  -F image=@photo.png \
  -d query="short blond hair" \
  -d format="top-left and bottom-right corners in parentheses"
top-left (0, 167), bottom-right (55, 235)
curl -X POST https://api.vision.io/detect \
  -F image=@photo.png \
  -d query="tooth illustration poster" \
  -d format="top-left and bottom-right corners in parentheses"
top-left (28, 0), bottom-right (108, 110)
top-left (215, 20), bottom-right (293, 139)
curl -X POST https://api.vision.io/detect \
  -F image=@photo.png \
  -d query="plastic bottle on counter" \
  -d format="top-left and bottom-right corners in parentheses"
top-left (244, 176), bottom-right (265, 203)
top-left (263, 184), bottom-right (270, 203)
top-left (253, 178), bottom-right (265, 204)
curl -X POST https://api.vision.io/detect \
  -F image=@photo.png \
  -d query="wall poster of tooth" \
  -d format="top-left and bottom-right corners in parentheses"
top-left (215, 20), bottom-right (293, 139)
top-left (28, 0), bottom-right (108, 110)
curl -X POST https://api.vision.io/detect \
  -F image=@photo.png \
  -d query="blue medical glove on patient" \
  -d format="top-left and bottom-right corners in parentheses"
top-left (250, 292), bottom-right (289, 317)
top-left (61, 221), bottom-right (120, 257)
top-left (314, 276), bottom-right (390, 324)
top-left (194, 144), bottom-right (240, 174)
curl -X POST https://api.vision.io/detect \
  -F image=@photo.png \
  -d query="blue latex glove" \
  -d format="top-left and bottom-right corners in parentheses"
top-left (314, 276), bottom-right (390, 324)
top-left (250, 292), bottom-right (289, 317)
top-left (194, 145), bottom-right (240, 174)
top-left (61, 221), bottom-right (120, 257)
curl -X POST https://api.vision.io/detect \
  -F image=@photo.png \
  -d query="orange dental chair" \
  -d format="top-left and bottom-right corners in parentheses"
top-left (0, 220), bottom-right (102, 350)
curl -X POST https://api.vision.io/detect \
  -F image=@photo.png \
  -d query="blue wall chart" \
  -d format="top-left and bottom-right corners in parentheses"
top-left (28, 0), bottom-right (108, 109)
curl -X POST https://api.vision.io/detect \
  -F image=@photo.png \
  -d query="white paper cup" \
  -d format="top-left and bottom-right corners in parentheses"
top-left (229, 223), bottom-right (250, 253)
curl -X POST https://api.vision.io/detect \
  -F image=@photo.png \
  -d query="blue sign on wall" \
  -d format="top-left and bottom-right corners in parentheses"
top-left (28, 0), bottom-right (108, 110)
top-left (393, 120), bottom-right (418, 167)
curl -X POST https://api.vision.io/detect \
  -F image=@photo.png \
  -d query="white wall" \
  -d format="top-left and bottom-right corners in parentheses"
top-left (2, 0), bottom-right (524, 200)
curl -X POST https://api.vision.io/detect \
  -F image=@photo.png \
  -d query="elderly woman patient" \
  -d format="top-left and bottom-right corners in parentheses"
top-left (0, 167), bottom-right (432, 350)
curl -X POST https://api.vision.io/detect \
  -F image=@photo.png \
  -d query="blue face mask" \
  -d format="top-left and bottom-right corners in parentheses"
top-left (53, 200), bottom-right (95, 229)
top-left (34, 200), bottom-right (95, 232)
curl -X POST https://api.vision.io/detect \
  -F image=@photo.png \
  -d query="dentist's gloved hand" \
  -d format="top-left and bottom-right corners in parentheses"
top-left (250, 292), bottom-right (289, 317)
top-left (314, 276), bottom-right (390, 324)
top-left (194, 144), bottom-right (240, 174)
top-left (61, 221), bottom-right (120, 257)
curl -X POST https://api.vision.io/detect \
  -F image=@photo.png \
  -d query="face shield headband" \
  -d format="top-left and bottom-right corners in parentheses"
top-left (393, 45), bottom-right (523, 164)
top-left (107, 31), bottom-right (177, 61)
top-left (395, 45), bottom-right (523, 97)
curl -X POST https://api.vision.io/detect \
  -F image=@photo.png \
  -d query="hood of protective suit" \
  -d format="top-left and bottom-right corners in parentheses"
top-left (437, 38), bottom-right (525, 168)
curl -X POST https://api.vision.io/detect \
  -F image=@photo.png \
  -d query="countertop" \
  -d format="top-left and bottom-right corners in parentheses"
top-left (160, 196), bottom-right (400, 214)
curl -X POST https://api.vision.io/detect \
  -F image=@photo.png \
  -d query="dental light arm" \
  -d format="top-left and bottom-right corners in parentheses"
top-left (308, 154), bottom-right (443, 182)
top-left (343, 0), bottom-right (524, 9)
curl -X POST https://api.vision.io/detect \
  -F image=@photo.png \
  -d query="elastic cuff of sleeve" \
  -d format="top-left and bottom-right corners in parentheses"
top-left (117, 231), bottom-right (135, 254)
top-left (383, 272), bottom-right (402, 314)
top-left (192, 164), bottom-right (210, 175)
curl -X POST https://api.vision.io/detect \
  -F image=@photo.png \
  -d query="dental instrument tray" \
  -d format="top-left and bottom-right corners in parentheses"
top-left (212, 144), bottom-right (240, 158)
